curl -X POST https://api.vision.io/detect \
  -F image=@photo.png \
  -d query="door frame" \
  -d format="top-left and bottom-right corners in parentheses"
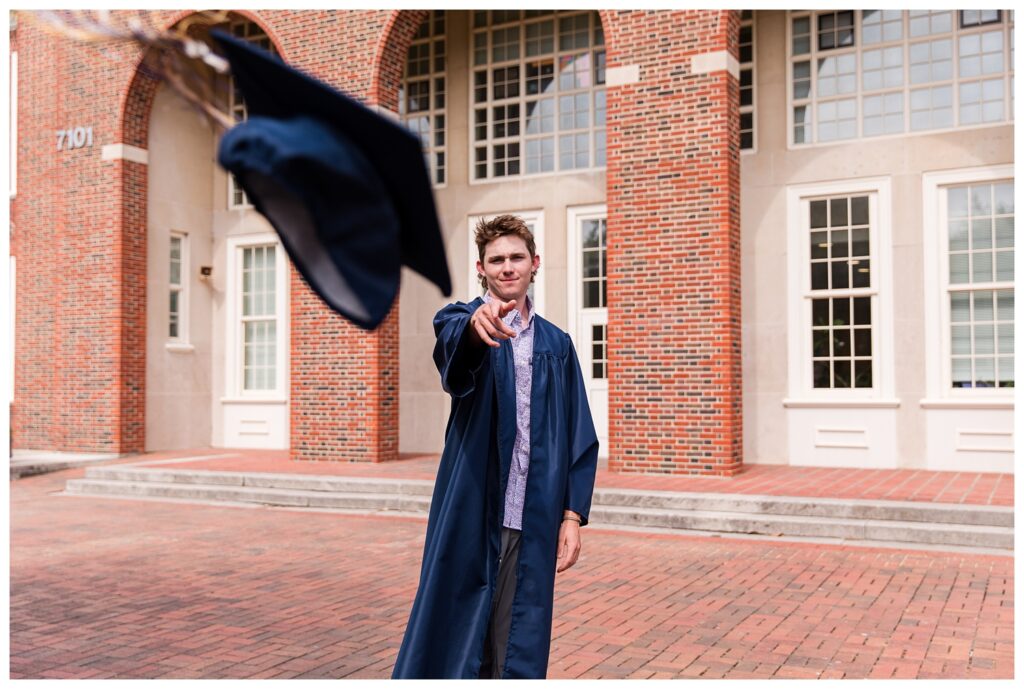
top-left (566, 203), bottom-right (608, 458)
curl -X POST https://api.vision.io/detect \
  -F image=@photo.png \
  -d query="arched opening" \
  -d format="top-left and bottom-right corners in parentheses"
top-left (118, 11), bottom-right (291, 452)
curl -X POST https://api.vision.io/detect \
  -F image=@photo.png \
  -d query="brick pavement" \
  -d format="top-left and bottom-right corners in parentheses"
top-left (9, 466), bottom-right (1014, 679)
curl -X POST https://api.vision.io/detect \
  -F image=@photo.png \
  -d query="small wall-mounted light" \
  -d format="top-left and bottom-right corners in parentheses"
top-left (199, 266), bottom-right (213, 282)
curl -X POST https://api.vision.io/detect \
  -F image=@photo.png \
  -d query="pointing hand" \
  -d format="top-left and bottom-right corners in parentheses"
top-left (468, 299), bottom-right (517, 348)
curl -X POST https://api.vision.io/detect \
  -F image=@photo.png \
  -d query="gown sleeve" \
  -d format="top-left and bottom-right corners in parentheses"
top-left (432, 301), bottom-right (489, 398)
top-left (563, 336), bottom-right (600, 527)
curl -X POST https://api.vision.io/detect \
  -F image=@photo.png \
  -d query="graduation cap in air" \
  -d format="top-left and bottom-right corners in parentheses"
top-left (210, 29), bottom-right (452, 330)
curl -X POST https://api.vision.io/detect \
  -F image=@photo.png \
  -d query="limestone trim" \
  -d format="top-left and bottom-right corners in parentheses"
top-left (689, 50), bottom-right (740, 78)
top-left (101, 143), bottom-right (149, 165)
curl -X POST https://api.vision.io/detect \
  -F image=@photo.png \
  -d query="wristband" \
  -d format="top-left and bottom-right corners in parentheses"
top-left (562, 515), bottom-right (581, 524)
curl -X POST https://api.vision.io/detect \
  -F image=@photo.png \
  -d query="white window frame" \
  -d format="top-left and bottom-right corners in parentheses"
top-left (785, 177), bottom-right (897, 405)
top-left (224, 233), bottom-right (289, 401)
top-left (467, 10), bottom-right (606, 185)
top-left (167, 231), bottom-right (189, 346)
top-left (400, 10), bottom-right (448, 188)
top-left (466, 210), bottom-right (545, 317)
top-left (566, 202), bottom-right (608, 360)
top-left (921, 164), bottom-right (1014, 405)
top-left (786, 10), bottom-right (1014, 150)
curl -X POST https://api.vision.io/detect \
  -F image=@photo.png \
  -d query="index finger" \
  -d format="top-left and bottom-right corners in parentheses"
top-left (487, 304), bottom-right (516, 337)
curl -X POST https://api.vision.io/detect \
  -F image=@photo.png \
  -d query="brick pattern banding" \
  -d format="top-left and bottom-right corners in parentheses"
top-left (605, 10), bottom-right (743, 475)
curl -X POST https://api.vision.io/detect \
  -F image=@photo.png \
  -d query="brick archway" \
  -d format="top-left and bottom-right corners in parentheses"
top-left (116, 11), bottom-right (286, 453)
top-left (370, 10), bottom-right (429, 114)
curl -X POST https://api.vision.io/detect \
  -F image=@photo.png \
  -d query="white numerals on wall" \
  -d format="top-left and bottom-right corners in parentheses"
top-left (56, 127), bottom-right (94, 151)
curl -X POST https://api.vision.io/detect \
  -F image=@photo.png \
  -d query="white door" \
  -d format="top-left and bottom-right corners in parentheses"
top-left (567, 206), bottom-right (608, 458)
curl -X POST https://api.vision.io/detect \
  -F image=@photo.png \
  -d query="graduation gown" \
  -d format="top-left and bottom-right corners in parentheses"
top-left (392, 298), bottom-right (599, 679)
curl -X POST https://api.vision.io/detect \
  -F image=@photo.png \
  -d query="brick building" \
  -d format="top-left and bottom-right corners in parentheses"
top-left (8, 10), bottom-right (1015, 475)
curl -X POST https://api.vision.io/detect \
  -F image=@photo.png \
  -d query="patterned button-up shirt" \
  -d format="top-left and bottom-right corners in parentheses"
top-left (483, 291), bottom-right (535, 531)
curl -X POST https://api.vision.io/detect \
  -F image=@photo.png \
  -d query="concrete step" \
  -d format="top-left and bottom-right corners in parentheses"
top-left (66, 478), bottom-right (433, 512)
top-left (64, 466), bottom-right (1014, 551)
top-left (589, 505), bottom-right (1013, 550)
top-left (83, 465), bottom-right (435, 496)
top-left (592, 487), bottom-right (1013, 528)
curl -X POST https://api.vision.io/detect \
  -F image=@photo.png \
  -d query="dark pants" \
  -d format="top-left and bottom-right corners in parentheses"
top-left (479, 526), bottom-right (522, 679)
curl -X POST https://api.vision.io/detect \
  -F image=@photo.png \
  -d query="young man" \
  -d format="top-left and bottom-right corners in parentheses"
top-left (392, 215), bottom-right (599, 679)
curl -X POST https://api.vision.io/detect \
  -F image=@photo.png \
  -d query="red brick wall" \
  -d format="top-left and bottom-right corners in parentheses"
top-left (605, 10), bottom-right (743, 475)
top-left (12, 14), bottom-right (155, 452)
top-left (265, 10), bottom-right (426, 461)
top-left (12, 10), bottom-right (744, 474)
top-left (12, 10), bottom-right (426, 461)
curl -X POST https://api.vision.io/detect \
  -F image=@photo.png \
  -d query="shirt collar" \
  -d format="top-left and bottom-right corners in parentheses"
top-left (483, 291), bottom-right (535, 327)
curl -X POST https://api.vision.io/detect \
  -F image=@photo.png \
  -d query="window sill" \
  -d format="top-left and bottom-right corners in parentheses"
top-left (166, 343), bottom-right (195, 353)
top-left (783, 398), bottom-right (900, 409)
top-left (219, 396), bottom-right (288, 405)
top-left (919, 398), bottom-right (1014, 410)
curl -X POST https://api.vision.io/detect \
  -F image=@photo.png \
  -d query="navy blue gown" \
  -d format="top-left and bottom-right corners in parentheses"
top-left (392, 298), bottom-right (599, 679)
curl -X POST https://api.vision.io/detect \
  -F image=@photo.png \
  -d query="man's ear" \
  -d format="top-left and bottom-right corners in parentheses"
top-left (532, 253), bottom-right (541, 270)
top-left (476, 259), bottom-right (485, 279)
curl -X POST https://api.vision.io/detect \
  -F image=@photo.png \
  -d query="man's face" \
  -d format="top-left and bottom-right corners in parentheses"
top-left (477, 234), bottom-right (540, 304)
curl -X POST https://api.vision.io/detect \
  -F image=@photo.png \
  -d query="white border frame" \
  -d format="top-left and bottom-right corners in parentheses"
top-left (567, 203), bottom-right (609, 458)
top-left (167, 231), bottom-right (189, 347)
top-left (223, 233), bottom-right (289, 402)
top-left (565, 203), bottom-right (608, 347)
top-left (921, 163), bottom-right (1015, 407)
top-left (466, 209), bottom-right (545, 317)
top-left (785, 176), bottom-right (897, 405)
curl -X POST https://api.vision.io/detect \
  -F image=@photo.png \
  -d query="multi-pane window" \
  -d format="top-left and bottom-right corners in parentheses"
top-left (946, 181), bottom-right (1014, 388)
top-left (169, 234), bottom-right (185, 339)
top-left (400, 11), bottom-right (447, 186)
top-left (591, 324), bottom-right (607, 379)
top-left (577, 214), bottom-right (607, 380)
top-left (790, 10), bottom-right (1014, 145)
top-left (817, 11), bottom-right (855, 50)
top-left (580, 217), bottom-right (607, 309)
top-left (241, 245), bottom-right (277, 391)
top-left (960, 10), bottom-right (1001, 28)
top-left (228, 20), bottom-right (276, 208)
top-left (472, 10), bottom-right (605, 180)
top-left (809, 195), bottom-right (874, 389)
top-left (863, 9), bottom-right (903, 44)
top-left (908, 10), bottom-right (953, 38)
top-left (957, 29), bottom-right (1006, 125)
top-left (740, 11), bottom-right (755, 150)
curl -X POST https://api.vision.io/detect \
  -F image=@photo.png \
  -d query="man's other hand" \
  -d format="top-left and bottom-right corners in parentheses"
top-left (468, 299), bottom-right (517, 348)
top-left (556, 517), bottom-right (581, 573)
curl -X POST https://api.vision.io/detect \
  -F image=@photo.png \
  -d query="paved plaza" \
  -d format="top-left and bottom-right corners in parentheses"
top-left (9, 461), bottom-right (1014, 679)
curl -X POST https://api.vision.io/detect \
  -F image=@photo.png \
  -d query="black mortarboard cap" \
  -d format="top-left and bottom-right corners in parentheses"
top-left (211, 29), bottom-right (452, 330)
